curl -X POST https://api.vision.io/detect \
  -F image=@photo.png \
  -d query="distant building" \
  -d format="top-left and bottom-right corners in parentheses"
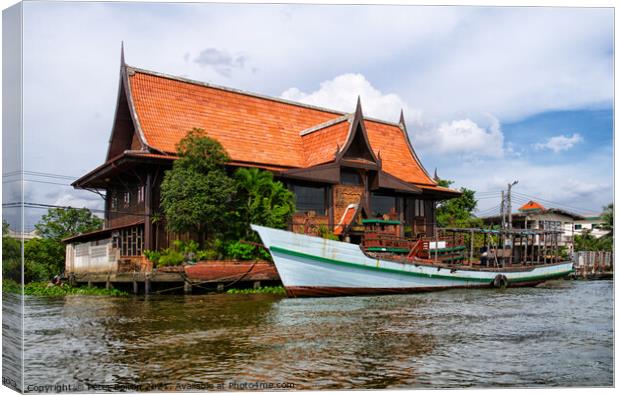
top-left (7, 229), bottom-right (39, 241)
top-left (481, 200), bottom-right (584, 251)
top-left (574, 216), bottom-right (607, 238)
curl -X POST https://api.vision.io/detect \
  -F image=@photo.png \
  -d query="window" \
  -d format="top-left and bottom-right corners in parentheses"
top-left (574, 224), bottom-right (582, 230)
top-left (137, 185), bottom-right (145, 203)
top-left (293, 184), bottom-right (326, 214)
top-left (415, 199), bottom-right (425, 217)
top-left (123, 191), bottom-right (131, 208)
top-left (110, 192), bottom-right (118, 210)
top-left (341, 169), bottom-right (362, 185)
top-left (371, 193), bottom-right (396, 217)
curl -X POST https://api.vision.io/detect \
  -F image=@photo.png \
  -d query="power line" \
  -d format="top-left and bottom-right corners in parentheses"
top-left (512, 191), bottom-right (601, 215)
top-left (23, 179), bottom-right (74, 187)
top-left (3, 170), bottom-right (78, 181)
top-left (2, 202), bottom-right (150, 218)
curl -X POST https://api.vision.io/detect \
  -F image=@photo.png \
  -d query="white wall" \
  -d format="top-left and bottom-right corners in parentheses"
top-left (66, 238), bottom-right (119, 274)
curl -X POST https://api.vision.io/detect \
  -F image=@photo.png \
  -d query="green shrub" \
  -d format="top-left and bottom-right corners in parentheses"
top-left (226, 286), bottom-right (286, 295)
top-left (143, 249), bottom-right (161, 265)
top-left (318, 225), bottom-right (339, 241)
top-left (226, 241), bottom-right (256, 260)
top-left (225, 241), bottom-right (270, 261)
top-left (157, 249), bottom-right (185, 266)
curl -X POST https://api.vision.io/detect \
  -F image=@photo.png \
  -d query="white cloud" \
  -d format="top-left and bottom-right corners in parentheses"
top-left (281, 73), bottom-right (506, 158)
top-left (534, 133), bottom-right (583, 153)
top-left (281, 73), bottom-right (419, 122)
top-left (193, 48), bottom-right (248, 77)
top-left (413, 115), bottom-right (504, 158)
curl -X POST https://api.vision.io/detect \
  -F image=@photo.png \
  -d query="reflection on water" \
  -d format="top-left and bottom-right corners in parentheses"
top-left (3, 293), bottom-right (23, 391)
top-left (18, 280), bottom-right (613, 390)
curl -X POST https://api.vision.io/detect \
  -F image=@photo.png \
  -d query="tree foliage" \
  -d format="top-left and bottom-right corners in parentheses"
top-left (228, 167), bottom-right (296, 241)
top-left (574, 229), bottom-right (612, 252)
top-left (24, 238), bottom-right (66, 282)
top-left (574, 203), bottom-right (614, 252)
top-left (599, 203), bottom-right (613, 238)
top-left (2, 220), bottom-right (22, 283)
top-left (435, 179), bottom-right (482, 228)
top-left (160, 128), bottom-right (236, 242)
top-left (35, 207), bottom-right (103, 241)
top-left (158, 129), bottom-right (296, 259)
top-left (3, 209), bottom-right (101, 284)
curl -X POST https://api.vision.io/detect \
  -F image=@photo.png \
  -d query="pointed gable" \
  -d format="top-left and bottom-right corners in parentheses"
top-left (106, 45), bottom-right (147, 160)
top-left (337, 97), bottom-right (379, 165)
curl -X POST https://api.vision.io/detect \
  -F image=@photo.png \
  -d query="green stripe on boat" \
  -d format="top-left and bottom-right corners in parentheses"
top-left (269, 245), bottom-right (573, 284)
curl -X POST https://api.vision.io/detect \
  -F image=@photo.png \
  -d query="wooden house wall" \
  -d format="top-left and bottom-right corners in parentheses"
top-left (333, 184), bottom-right (365, 223)
top-left (99, 162), bottom-right (438, 253)
top-left (106, 183), bottom-right (146, 228)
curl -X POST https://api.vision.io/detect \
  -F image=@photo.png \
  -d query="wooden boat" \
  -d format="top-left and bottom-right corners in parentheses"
top-left (251, 224), bottom-right (574, 297)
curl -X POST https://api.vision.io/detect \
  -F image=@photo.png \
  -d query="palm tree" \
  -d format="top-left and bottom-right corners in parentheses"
top-left (232, 168), bottom-right (295, 240)
top-left (600, 203), bottom-right (613, 238)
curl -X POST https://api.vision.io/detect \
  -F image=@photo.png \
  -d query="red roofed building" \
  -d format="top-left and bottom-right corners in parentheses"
top-left (518, 201), bottom-right (546, 212)
top-left (65, 49), bottom-right (459, 263)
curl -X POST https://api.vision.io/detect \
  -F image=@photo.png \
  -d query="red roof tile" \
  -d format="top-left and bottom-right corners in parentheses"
top-left (519, 201), bottom-right (546, 211)
top-left (127, 67), bottom-right (437, 186)
top-left (301, 121), bottom-right (350, 167)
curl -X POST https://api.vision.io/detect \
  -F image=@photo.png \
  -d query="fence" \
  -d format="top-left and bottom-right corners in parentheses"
top-left (572, 251), bottom-right (614, 279)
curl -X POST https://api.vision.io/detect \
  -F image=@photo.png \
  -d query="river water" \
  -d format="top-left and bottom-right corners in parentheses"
top-left (11, 280), bottom-right (614, 390)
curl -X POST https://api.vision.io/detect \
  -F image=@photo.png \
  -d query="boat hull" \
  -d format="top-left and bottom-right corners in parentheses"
top-left (251, 225), bottom-right (574, 297)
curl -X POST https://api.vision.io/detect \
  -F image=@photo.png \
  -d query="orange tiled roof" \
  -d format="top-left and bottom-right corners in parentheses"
top-left (301, 120), bottom-right (350, 167)
top-left (127, 67), bottom-right (436, 185)
top-left (519, 200), bottom-right (545, 211)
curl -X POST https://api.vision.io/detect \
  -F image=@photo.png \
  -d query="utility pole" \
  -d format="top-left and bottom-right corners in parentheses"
top-left (500, 190), bottom-right (506, 229)
top-left (507, 180), bottom-right (518, 265)
top-left (507, 180), bottom-right (518, 230)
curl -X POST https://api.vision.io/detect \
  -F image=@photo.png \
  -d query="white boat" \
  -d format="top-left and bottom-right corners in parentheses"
top-left (251, 224), bottom-right (574, 297)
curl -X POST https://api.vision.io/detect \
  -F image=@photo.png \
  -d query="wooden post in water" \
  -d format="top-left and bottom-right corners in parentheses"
top-left (133, 280), bottom-right (139, 295)
top-left (145, 275), bottom-right (151, 295)
top-left (105, 275), bottom-right (111, 290)
top-left (184, 280), bottom-right (192, 294)
top-left (217, 283), bottom-right (224, 292)
top-left (469, 230), bottom-right (474, 265)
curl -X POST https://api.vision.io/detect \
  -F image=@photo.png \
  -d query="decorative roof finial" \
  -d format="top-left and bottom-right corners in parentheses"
top-left (355, 95), bottom-right (363, 117)
top-left (433, 167), bottom-right (440, 182)
top-left (120, 41), bottom-right (125, 66)
top-left (399, 109), bottom-right (408, 132)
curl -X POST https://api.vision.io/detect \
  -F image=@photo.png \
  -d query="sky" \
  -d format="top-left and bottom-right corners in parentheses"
top-left (6, 1), bottom-right (615, 229)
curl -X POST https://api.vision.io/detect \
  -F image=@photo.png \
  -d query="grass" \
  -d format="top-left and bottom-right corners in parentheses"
top-left (226, 285), bottom-right (286, 295)
top-left (2, 279), bottom-right (129, 297)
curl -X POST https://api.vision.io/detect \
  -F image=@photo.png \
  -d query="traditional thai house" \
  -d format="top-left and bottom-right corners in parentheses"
top-left (64, 49), bottom-right (460, 275)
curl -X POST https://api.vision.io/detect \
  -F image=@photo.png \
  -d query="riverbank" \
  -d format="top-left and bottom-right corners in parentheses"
top-left (2, 279), bottom-right (286, 297)
top-left (2, 280), bottom-right (129, 297)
